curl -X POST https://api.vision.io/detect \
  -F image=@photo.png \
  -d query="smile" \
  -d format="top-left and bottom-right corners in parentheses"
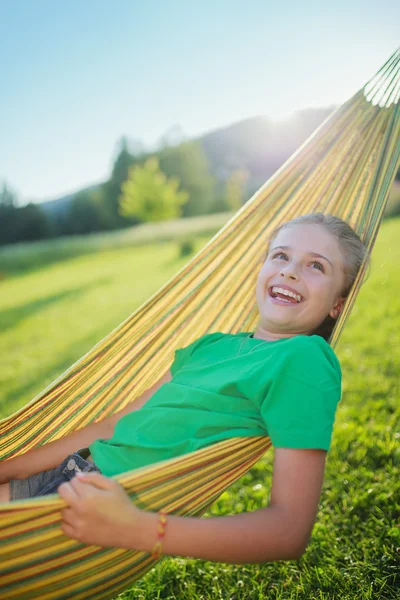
top-left (268, 286), bottom-right (304, 304)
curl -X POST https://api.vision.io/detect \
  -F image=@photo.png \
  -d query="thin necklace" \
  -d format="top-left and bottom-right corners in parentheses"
top-left (235, 334), bottom-right (270, 357)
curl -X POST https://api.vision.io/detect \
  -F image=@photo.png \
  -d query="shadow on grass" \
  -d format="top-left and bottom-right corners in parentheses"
top-left (0, 245), bottom-right (94, 279)
top-left (0, 328), bottom-right (110, 420)
top-left (0, 220), bottom-right (225, 279)
top-left (0, 279), bottom-right (111, 333)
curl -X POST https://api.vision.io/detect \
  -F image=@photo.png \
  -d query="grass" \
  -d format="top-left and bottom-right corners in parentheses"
top-left (0, 234), bottom-right (214, 417)
top-left (0, 217), bottom-right (399, 599)
top-left (385, 181), bottom-right (400, 219)
top-left (0, 212), bottom-right (232, 277)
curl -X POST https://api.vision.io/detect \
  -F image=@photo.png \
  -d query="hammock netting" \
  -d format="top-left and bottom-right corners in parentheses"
top-left (1, 48), bottom-right (399, 599)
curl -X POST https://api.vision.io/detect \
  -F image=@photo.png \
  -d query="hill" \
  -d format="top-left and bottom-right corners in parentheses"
top-left (200, 107), bottom-right (335, 193)
top-left (40, 107), bottom-right (335, 217)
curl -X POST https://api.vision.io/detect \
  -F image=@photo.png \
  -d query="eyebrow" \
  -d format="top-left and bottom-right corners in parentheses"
top-left (270, 245), bottom-right (334, 269)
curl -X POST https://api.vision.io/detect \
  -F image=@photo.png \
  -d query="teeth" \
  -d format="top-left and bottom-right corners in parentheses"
top-left (271, 286), bottom-right (302, 303)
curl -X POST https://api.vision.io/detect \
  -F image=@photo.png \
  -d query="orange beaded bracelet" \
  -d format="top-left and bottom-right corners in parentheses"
top-left (151, 511), bottom-right (167, 559)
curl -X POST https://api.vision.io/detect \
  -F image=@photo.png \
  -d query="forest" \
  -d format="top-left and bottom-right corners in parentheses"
top-left (4, 110), bottom-right (399, 247)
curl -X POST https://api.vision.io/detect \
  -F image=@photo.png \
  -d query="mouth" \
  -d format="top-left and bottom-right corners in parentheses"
top-left (268, 286), bottom-right (304, 305)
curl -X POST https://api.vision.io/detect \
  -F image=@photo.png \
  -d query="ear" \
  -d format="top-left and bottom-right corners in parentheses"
top-left (330, 297), bottom-right (346, 320)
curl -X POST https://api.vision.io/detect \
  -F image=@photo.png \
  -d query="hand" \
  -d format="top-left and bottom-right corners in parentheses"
top-left (59, 472), bottom-right (145, 548)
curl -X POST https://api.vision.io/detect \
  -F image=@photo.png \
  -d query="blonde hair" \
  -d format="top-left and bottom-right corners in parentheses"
top-left (267, 213), bottom-right (370, 340)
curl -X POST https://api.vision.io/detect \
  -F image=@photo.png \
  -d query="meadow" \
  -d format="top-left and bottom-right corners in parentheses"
top-left (0, 216), bottom-right (399, 599)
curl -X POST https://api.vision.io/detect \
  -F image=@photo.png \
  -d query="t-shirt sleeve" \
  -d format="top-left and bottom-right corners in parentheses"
top-left (170, 332), bottom-right (225, 376)
top-left (260, 338), bottom-right (342, 451)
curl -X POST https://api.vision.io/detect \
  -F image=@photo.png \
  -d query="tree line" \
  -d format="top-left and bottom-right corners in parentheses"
top-left (2, 134), bottom-right (400, 247)
top-left (0, 138), bottom-right (248, 246)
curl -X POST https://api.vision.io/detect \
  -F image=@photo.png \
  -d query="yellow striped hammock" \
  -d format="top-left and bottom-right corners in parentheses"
top-left (1, 48), bottom-right (399, 600)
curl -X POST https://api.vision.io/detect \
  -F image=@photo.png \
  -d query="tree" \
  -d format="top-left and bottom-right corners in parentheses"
top-left (17, 204), bottom-right (53, 241)
top-left (111, 137), bottom-right (138, 184)
top-left (102, 137), bottom-right (145, 228)
top-left (0, 182), bottom-right (17, 207)
top-left (119, 157), bottom-right (188, 222)
top-left (224, 169), bottom-right (249, 211)
top-left (157, 141), bottom-right (215, 217)
top-left (63, 189), bottom-right (111, 235)
top-left (0, 183), bottom-right (19, 244)
top-left (0, 183), bottom-right (52, 245)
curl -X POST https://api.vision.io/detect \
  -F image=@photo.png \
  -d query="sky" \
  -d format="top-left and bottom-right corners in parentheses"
top-left (0, 0), bottom-right (398, 203)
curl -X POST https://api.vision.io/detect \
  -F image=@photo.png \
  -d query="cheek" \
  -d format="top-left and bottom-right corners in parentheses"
top-left (308, 278), bottom-right (334, 304)
top-left (256, 269), bottom-right (269, 297)
top-left (256, 268), bottom-right (268, 299)
top-left (257, 262), bottom-right (271, 283)
top-left (256, 264), bottom-right (276, 304)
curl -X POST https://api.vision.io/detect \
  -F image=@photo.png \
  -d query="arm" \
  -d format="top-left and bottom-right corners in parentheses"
top-left (60, 447), bottom-right (327, 563)
top-left (0, 369), bottom-right (172, 483)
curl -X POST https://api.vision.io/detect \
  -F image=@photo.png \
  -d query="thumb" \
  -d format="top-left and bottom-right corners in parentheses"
top-left (75, 471), bottom-right (116, 490)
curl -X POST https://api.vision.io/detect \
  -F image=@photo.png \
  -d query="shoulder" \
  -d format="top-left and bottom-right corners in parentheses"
top-left (190, 331), bottom-right (228, 349)
top-left (171, 332), bottom-right (227, 375)
top-left (176, 331), bottom-right (227, 356)
top-left (280, 335), bottom-right (342, 384)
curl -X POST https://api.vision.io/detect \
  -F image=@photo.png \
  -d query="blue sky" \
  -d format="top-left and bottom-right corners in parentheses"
top-left (1, 0), bottom-right (398, 203)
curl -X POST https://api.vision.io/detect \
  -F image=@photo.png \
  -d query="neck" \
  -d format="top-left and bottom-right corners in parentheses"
top-left (252, 324), bottom-right (307, 342)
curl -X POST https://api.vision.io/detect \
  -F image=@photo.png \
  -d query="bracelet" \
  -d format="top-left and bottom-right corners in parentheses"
top-left (151, 511), bottom-right (167, 559)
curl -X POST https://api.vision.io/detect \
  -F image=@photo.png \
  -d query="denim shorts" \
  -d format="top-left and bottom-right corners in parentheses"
top-left (9, 449), bottom-right (101, 501)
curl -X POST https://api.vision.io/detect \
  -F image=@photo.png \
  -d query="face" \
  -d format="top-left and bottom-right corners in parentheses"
top-left (255, 224), bottom-right (347, 337)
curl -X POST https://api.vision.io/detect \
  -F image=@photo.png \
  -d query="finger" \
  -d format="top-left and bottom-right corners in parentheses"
top-left (75, 471), bottom-right (116, 490)
top-left (58, 481), bottom-right (80, 506)
top-left (68, 475), bottom-right (87, 498)
top-left (61, 521), bottom-right (78, 540)
top-left (61, 507), bottom-right (75, 526)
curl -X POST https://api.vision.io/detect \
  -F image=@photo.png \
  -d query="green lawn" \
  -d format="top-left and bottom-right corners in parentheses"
top-left (0, 234), bottom-right (213, 417)
top-left (0, 218), bottom-right (399, 599)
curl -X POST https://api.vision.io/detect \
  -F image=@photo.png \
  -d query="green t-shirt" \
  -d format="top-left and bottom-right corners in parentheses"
top-left (90, 332), bottom-right (342, 477)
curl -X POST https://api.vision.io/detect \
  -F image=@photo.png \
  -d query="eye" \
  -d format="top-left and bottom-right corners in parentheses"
top-left (311, 261), bottom-right (324, 272)
top-left (272, 252), bottom-right (288, 260)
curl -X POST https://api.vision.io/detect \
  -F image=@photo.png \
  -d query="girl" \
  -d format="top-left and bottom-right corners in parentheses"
top-left (0, 213), bottom-right (368, 565)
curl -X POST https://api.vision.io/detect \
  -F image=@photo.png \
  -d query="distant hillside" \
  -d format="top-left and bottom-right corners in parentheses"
top-left (40, 106), bottom-right (336, 217)
top-left (199, 107), bottom-right (335, 193)
top-left (40, 185), bottom-right (100, 218)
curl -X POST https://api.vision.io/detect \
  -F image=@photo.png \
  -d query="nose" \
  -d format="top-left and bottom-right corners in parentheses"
top-left (279, 265), bottom-right (299, 281)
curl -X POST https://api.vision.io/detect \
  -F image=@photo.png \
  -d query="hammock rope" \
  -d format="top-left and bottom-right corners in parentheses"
top-left (0, 47), bottom-right (399, 599)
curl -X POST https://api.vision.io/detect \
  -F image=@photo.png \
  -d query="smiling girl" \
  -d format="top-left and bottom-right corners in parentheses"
top-left (0, 213), bottom-right (368, 565)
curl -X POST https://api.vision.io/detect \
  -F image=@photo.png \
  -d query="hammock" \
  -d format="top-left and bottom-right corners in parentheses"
top-left (1, 48), bottom-right (399, 600)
